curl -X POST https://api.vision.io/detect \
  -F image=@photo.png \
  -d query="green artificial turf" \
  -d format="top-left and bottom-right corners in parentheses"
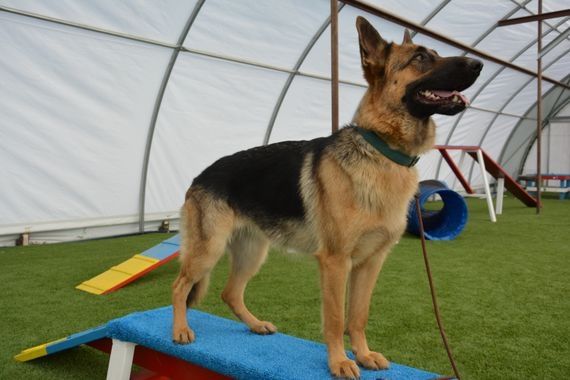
top-left (1, 195), bottom-right (569, 379)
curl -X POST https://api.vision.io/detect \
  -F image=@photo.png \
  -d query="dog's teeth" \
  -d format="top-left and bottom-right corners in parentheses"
top-left (453, 95), bottom-right (459, 102)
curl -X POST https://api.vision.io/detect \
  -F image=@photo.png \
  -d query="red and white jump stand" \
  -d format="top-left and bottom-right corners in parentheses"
top-left (436, 145), bottom-right (537, 222)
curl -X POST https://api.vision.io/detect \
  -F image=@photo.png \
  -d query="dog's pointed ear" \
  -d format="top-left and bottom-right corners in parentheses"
top-left (402, 29), bottom-right (413, 45)
top-left (356, 16), bottom-right (388, 83)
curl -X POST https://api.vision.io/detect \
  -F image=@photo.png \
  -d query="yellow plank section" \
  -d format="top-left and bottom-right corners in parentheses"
top-left (75, 254), bottom-right (159, 295)
top-left (14, 338), bottom-right (65, 362)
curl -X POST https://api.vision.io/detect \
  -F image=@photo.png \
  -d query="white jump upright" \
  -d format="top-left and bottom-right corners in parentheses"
top-left (106, 339), bottom-right (136, 380)
top-left (495, 177), bottom-right (505, 215)
top-left (476, 149), bottom-right (497, 222)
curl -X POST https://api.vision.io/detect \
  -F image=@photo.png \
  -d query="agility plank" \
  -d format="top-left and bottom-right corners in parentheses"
top-left (15, 306), bottom-right (440, 380)
top-left (15, 325), bottom-right (108, 362)
top-left (436, 146), bottom-right (538, 207)
top-left (76, 234), bottom-right (180, 295)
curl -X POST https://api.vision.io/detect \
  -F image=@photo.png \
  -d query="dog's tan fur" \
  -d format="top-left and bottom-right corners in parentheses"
top-left (172, 17), bottom-right (479, 379)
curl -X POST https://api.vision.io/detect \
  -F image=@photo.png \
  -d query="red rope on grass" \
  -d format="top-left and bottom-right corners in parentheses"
top-left (415, 195), bottom-right (461, 380)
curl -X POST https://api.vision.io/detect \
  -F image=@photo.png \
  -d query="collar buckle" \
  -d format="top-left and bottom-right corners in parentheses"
top-left (408, 155), bottom-right (420, 167)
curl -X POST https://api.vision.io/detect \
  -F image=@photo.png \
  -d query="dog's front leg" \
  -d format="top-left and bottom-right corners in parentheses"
top-left (347, 252), bottom-right (389, 370)
top-left (317, 252), bottom-right (360, 379)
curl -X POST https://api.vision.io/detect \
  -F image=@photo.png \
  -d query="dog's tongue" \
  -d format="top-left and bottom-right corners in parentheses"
top-left (432, 90), bottom-right (470, 105)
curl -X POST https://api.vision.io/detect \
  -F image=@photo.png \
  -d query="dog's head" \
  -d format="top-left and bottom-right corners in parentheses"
top-left (356, 17), bottom-right (482, 119)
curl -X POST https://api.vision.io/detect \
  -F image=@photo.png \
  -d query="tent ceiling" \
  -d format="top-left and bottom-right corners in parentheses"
top-left (0, 0), bottom-right (568, 244)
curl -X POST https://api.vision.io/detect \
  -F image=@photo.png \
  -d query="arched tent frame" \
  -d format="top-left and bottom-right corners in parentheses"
top-left (0, 0), bottom-right (568, 245)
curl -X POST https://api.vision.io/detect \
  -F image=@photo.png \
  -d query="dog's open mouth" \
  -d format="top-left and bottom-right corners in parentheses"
top-left (417, 90), bottom-right (470, 107)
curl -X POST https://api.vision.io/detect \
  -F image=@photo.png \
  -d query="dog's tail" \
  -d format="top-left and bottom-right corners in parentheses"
top-left (186, 274), bottom-right (211, 307)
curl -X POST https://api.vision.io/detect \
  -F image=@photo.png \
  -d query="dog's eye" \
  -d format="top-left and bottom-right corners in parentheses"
top-left (414, 52), bottom-right (428, 62)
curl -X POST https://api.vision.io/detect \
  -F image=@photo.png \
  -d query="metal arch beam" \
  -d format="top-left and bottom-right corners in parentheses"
top-left (432, 0), bottom-right (533, 180)
top-left (434, 5), bottom-right (569, 180)
top-left (465, 48), bottom-right (570, 184)
top-left (341, 0), bottom-right (569, 89)
top-left (551, 115), bottom-right (570, 122)
top-left (463, 17), bottom-right (567, 117)
top-left (2, 2), bottom-right (366, 91)
top-left (451, 18), bottom-right (567, 182)
top-left (508, 0), bottom-right (570, 35)
top-left (137, 0), bottom-right (205, 231)
top-left (410, 0), bottom-right (451, 38)
top-left (0, 5), bottom-right (178, 48)
top-left (470, 0), bottom-right (534, 49)
top-left (176, 46), bottom-right (366, 87)
top-left (0, 3), bottom-right (206, 232)
top-left (499, 84), bottom-right (569, 168)
top-left (548, 93), bottom-right (570, 119)
top-left (3, 2), bottom-right (566, 215)
top-left (465, 17), bottom-right (567, 110)
top-left (539, 27), bottom-right (570, 58)
top-left (263, 4), bottom-right (345, 145)
top-left (436, 17), bottom-right (569, 181)
top-left (503, 94), bottom-right (569, 180)
top-left (495, 75), bottom-right (570, 181)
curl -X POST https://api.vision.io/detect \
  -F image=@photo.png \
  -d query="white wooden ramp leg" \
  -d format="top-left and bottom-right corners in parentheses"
top-left (106, 339), bottom-right (135, 380)
top-left (476, 149), bottom-right (497, 223)
top-left (496, 177), bottom-right (505, 215)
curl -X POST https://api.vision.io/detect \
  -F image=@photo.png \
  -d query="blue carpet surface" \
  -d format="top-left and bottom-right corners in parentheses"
top-left (107, 306), bottom-right (439, 380)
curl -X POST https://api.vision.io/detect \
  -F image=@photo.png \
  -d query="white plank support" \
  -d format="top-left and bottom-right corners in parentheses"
top-left (496, 177), bottom-right (505, 215)
top-left (106, 339), bottom-right (136, 380)
top-left (476, 149), bottom-right (497, 223)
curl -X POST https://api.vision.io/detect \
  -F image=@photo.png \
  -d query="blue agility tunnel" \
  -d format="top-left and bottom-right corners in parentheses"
top-left (407, 180), bottom-right (468, 241)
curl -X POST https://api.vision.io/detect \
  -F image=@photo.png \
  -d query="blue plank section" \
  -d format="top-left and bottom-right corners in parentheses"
top-left (45, 325), bottom-right (109, 355)
top-left (108, 306), bottom-right (439, 380)
top-left (139, 235), bottom-right (180, 261)
top-left (163, 234), bottom-right (181, 246)
top-left (140, 243), bottom-right (179, 261)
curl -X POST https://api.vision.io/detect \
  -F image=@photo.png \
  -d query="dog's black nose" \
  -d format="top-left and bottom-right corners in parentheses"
top-left (467, 58), bottom-right (483, 73)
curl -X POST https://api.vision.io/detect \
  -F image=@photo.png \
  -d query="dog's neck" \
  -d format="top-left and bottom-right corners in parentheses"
top-left (352, 92), bottom-right (436, 156)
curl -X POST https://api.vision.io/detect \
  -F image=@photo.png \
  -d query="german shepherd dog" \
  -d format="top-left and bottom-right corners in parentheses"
top-left (172, 16), bottom-right (481, 378)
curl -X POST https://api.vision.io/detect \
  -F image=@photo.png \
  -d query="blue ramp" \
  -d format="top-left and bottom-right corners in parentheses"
top-left (17, 306), bottom-right (441, 379)
top-left (110, 306), bottom-right (439, 380)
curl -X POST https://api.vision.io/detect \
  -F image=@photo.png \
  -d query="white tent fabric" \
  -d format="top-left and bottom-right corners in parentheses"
top-left (0, 0), bottom-right (568, 246)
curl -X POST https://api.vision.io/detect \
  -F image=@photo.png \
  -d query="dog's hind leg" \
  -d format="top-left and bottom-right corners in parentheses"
top-left (222, 229), bottom-right (276, 334)
top-left (172, 192), bottom-right (234, 344)
top-left (347, 251), bottom-right (389, 370)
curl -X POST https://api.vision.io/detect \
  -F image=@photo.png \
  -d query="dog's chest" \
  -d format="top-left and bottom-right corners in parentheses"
top-left (349, 165), bottom-right (418, 262)
top-left (354, 163), bottom-right (418, 218)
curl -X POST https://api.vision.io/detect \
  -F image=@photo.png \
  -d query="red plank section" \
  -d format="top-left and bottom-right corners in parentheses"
top-left (88, 339), bottom-right (230, 380)
top-left (436, 147), bottom-right (474, 194)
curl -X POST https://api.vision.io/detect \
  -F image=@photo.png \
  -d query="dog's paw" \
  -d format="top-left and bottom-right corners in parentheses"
top-left (330, 358), bottom-right (360, 379)
top-left (250, 321), bottom-right (277, 335)
top-left (356, 351), bottom-right (389, 370)
top-left (172, 325), bottom-right (195, 344)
